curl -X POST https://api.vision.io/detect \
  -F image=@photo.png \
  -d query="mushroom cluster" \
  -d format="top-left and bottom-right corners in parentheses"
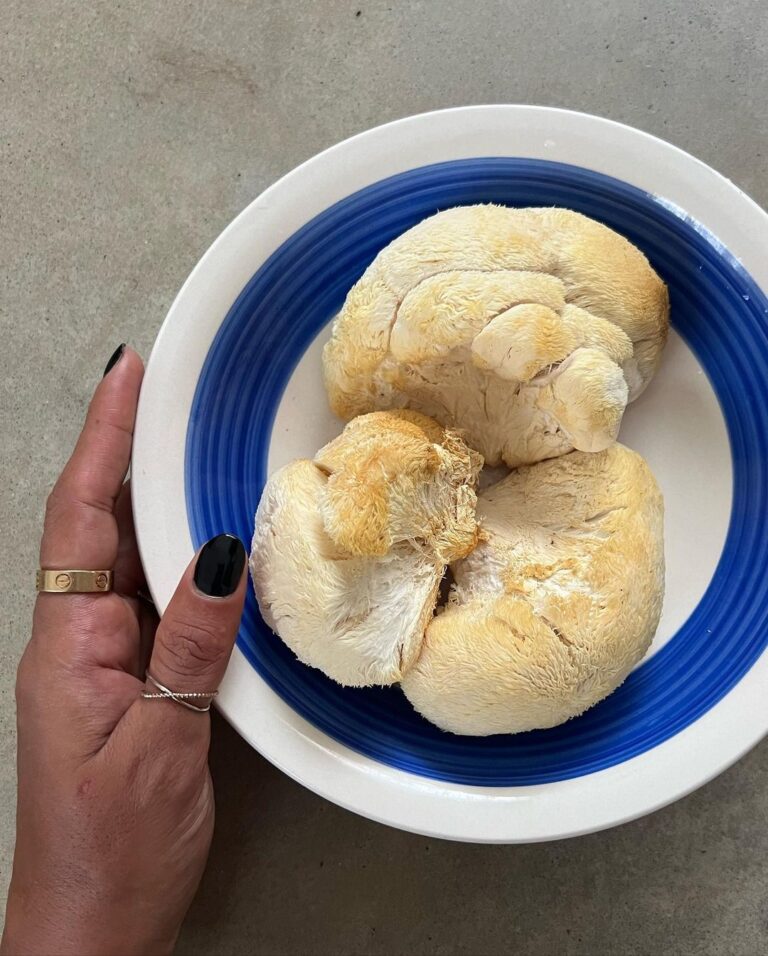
top-left (251, 411), bottom-right (481, 687)
top-left (251, 205), bottom-right (667, 736)
top-left (400, 443), bottom-right (664, 734)
top-left (324, 204), bottom-right (668, 467)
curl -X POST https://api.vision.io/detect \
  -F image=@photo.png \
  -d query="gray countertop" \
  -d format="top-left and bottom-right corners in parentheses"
top-left (2, 2), bottom-right (767, 953)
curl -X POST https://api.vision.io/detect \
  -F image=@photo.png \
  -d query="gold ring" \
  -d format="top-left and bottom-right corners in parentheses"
top-left (36, 569), bottom-right (113, 594)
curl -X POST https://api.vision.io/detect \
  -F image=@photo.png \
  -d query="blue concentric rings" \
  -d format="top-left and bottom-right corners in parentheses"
top-left (185, 158), bottom-right (768, 786)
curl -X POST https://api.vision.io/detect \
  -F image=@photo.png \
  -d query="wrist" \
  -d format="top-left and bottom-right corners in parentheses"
top-left (2, 875), bottom-right (179, 956)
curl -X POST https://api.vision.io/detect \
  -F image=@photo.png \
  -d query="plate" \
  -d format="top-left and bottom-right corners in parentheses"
top-left (133, 106), bottom-right (768, 842)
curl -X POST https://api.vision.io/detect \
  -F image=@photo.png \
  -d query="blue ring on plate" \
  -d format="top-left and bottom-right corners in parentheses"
top-left (185, 158), bottom-right (768, 786)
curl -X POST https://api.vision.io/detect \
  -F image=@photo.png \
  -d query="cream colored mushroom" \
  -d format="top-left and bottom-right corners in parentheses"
top-left (400, 444), bottom-right (665, 735)
top-left (250, 410), bottom-right (482, 686)
top-left (323, 205), bottom-right (669, 467)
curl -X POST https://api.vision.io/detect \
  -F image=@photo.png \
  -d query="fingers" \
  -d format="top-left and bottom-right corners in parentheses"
top-left (40, 346), bottom-right (144, 570)
top-left (137, 596), bottom-right (159, 679)
top-left (115, 479), bottom-right (157, 676)
top-left (31, 349), bottom-right (146, 681)
top-left (144, 534), bottom-right (247, 716)
top-left (113, 480), bottom-right (146, 599)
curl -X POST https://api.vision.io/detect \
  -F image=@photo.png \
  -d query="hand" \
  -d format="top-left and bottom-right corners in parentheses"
top-left (1, 347), bottom-right (248, 956)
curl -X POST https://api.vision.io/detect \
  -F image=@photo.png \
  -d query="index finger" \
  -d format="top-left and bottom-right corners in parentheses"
top-left (40, 346), bottom-right (144, 570)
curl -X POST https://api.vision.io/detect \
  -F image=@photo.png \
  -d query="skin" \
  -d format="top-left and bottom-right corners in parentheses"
top-left (1, 349), bottom-right (247, 956)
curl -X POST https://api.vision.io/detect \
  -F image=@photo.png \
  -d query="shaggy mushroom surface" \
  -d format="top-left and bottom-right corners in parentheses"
top-left (250, 410), bottom-right (482, 687)
top-left (323, 205), bottom-right (668, 467)
top-left (401, 443), bottom-right (665, 735)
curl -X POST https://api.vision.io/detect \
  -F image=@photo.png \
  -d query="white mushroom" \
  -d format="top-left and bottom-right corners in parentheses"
top-left (400, 444), bottom-right (665, 735)
top-left (250, 410), bottom-right (482, 686)
top-left (323, 205), bottom-right (669, 467)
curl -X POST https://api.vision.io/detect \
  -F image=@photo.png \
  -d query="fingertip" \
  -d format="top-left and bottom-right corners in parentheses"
top-left (193, 534), bottom-right (247, 600)
top-left (143, 536), bottom-right (248, 697)
top-left (86, 346), bottom-right (144, 438)
top-left (101, 345), bottom-right (144, 386)
top-left (93, 346), bottom-right (145, 427)
top-left (103, 343), bottom-right (126, 377)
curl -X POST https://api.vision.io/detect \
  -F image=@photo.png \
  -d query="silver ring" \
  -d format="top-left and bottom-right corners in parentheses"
top-left (141, 672), bottom-right (218, 713)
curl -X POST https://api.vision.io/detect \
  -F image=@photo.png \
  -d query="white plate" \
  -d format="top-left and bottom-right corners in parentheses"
top-left (134, 107), bottom-right (768, 842)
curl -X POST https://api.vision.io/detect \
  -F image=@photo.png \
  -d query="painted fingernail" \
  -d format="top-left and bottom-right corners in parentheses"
top-left (103, 343), bottom-right (126, 377)
top-left (194, 534), bottom-right (246, 597)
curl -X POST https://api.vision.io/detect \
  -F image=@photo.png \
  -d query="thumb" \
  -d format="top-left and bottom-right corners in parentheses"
top-left (145, 534), bottom-right (247, 711)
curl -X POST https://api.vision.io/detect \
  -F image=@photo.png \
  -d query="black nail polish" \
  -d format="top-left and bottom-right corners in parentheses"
top-left (103, 343), bottom-right (126, 377)
top-left (194, 534), bottom-right (246, 597)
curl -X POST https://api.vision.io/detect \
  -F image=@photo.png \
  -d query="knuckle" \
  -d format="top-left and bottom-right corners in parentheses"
top-left (14, 647), bottom-right (52, 716)
top-left (44, 482), bottom-right (68, 527)
top-left (160, 616), bottom-right (229, 678)
top-left (161, 746), bottom-right (210, 799)
top-left (44, 482), bottom-right (87, 535)
top-left (44, 478), bottom-right (112, 537)
top-left (142, 721), bottom-right (211, 792)
top-left (15, 650), bottom-right (35, 707)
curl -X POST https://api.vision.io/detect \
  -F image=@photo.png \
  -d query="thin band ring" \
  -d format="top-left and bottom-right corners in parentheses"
top-left (140, 672), bottom-right (218, 713)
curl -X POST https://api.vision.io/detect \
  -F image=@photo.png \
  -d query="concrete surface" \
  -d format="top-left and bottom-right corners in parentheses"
top-left (2, 1), bottom-right (768, 953)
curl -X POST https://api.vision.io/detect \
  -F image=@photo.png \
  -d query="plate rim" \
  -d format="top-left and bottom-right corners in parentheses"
top-left (133, 105), bottom-right (768, 842)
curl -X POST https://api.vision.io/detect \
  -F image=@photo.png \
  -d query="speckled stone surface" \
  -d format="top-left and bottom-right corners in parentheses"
top-left (2, 2), bottom-right (767, 953)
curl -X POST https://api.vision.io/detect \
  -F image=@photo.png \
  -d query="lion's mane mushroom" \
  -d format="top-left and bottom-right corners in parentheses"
top-left (323, 205), bottom-right (668, 467)
top-left (400, 443), bottom-right (665, 735)
top-left (250, 410), bottom-right (482, 686)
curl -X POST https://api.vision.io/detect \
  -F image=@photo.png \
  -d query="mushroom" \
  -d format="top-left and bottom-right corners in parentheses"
top-left (250, 410), bottom-right (483, 686)
top-left (400, 443), bottom-right (665, 735)
top-left (323, 205), bottom-right (669, 467)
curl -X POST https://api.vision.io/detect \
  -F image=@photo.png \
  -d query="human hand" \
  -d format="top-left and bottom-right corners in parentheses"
top-left (1, 346), bottom-right (248, 956)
